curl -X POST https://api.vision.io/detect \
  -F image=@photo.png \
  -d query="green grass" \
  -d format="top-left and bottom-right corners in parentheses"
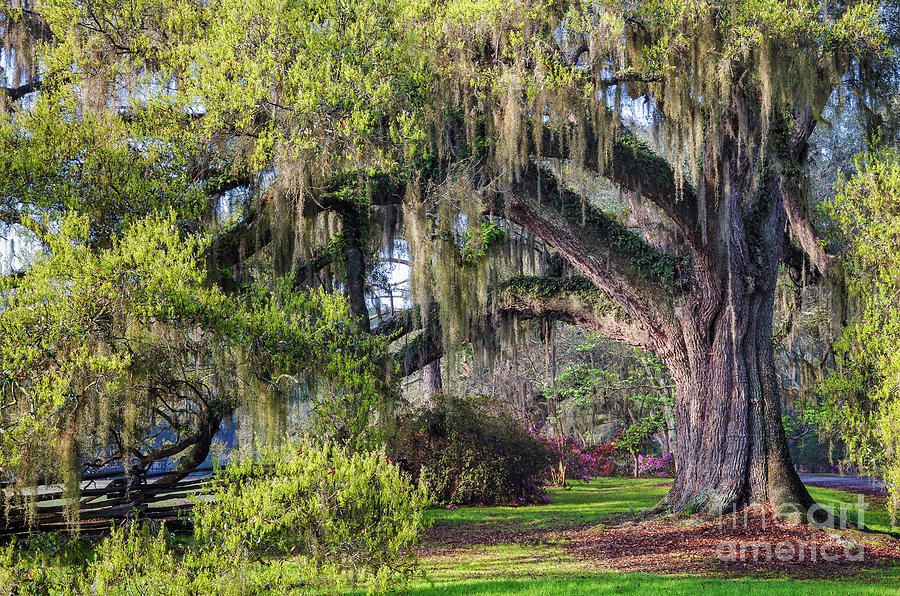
top-left (9, 477), bottom-right (900, 595)
top-left (408, 542), bottom-right (900, 595)
top-left (408, 574), bottom-right (900, 595)
top-left (412, 477), bottom-right (900, 595)
top-left (426, 478), bottom-right (898, 534)
top-left (426, 477), bottom-right (668, 529)
top-left (408, 543), bottom-right (900, 595)
top-left (807, 486), bottom-right (896, 534)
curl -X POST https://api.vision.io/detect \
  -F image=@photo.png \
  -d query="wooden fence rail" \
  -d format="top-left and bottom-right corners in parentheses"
top-left (1, 469), bottom-right (216, 536)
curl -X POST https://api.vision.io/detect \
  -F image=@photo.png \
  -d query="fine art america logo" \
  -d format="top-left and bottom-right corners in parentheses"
top-left (715, 497), bottom-right (867, 563)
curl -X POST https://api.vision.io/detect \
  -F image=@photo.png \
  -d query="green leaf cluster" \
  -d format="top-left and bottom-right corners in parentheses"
top-left (819, 148), bottom-right (900, 516)
top-left (0, 442), bottom-right (428, 594)
top-left (0, 213), bottom-right (392, 500)
top-left (460, 220), bottom-right (508, 265)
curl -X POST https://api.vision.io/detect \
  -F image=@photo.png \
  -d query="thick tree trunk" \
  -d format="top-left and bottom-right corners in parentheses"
top-left (663, 298), bottom-right (813, 515)
top-left (343, 209), bottom-right (370, 332)
top-left (659, 145), bottom-right (815, 516)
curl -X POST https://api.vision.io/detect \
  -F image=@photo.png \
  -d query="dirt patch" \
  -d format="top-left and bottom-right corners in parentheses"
top-left (562, 506), bottom-right (900, 578)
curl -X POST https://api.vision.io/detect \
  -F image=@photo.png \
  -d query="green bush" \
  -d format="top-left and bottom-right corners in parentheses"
top-left (192, 441), bottom-right (429, 592)
top-left (87, 525), bottom-right (185, 595)
top-left (0, 533), bottom-right (86, 595)
top-left (393, 395), bottom-right (555, 506)
top-left (2, 442), bottom-right (429, 595)
top-left (85, 523), bottom-right (323, 595)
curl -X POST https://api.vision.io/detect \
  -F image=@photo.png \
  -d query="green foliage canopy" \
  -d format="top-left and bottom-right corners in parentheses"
top-left (0, 214), bottom-right (391, 511)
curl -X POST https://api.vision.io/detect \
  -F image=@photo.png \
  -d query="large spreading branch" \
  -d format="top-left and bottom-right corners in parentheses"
top-left (292, 245), bottom-right (334, 289)
top-left (211, 173), bottom-right (406, 272)
top-left (395, 324), bottom-right (444, 377)
top-left (505, 165), bottom-right (675, 349)
top-left (373, 303), bottom-right (438, 339)
top-left (781, 176), bottom-right (835, 276)
top-left (393, 274), bottom-right (654, 377)
top-left (780, 109), bottom-right (836, 276)
top-left (536, 123), bottom-right (702, 249)
top-left (301, 173), bottom-right (405, 216)
top-left (495, 276), bottom-right (655, 346)
top-left (210, 207), bottom-right (272, 271)
top-left (0, 81), bottom-right (41, 102)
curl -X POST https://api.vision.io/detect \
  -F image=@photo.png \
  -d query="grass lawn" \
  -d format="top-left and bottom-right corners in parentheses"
top-left (807, 486), bottom-right (895, 534)
top-left (409, 547), bottom-right (900, 595)
top-left (410, 477), bottom-right (900, 595)
top-left (424, 477), bottom-right (669, 529)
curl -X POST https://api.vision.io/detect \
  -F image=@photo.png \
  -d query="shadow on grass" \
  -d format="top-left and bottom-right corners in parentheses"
top-left (412, 477), bottom-right (900, 595)
top-left (807, 486), bottom-right (897, 535)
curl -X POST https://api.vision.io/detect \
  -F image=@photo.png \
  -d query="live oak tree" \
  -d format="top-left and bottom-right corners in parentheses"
top-left (0, 0), bottom-right (893, 517)
top-left (418, 0), bottom-right (887, 515)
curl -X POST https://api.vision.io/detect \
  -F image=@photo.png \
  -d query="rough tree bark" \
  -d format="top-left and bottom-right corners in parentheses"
top-left (660, 167), bottom-right (814, 513)
top-left (342, 207), bottom-right (371, 332)
top-left (420, 359), bottom-right (443, 406)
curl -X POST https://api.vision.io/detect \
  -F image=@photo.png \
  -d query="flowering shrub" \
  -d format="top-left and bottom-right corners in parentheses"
top-left (636, 453), bottom-right (675, 478)
top-left (393, 396), bottom-right (554, 506)
top-left (610, 421), bottom-right (663, 476)
top-left (540, 438), bottom-right (621, 485)
top-left (541, 432), bottom-right (677, 483)
top-left (583, 443), bottom-right (621, 476)
top-left (562, 441), bottom-right (603, 482)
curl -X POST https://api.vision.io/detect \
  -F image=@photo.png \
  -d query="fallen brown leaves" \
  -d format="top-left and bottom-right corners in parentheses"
top-left (564, 507), bottom-right (900, 578)
top-left (421, 506), bottom-right (900, 579)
